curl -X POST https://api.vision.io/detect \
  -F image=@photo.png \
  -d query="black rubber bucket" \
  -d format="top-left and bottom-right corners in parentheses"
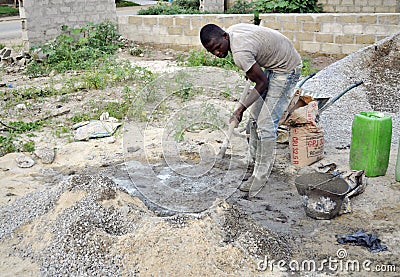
top-left (295, 172), bottom-right (350, 220)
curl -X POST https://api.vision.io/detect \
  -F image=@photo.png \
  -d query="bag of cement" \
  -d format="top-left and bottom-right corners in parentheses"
top-left (282, 100), bottom-right (324, 167)
top-left (73, 120), bottom-right (122, 141)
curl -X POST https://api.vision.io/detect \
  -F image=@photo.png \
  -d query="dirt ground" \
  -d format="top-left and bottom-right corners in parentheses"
top-left (0, 45), bottom-right (399, 276)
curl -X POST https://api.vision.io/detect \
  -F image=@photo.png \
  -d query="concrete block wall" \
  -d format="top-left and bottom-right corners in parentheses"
top-left (317, 0), bottom-right (400, 13)
top-left (259, 13), bottom-right (400, 55)
top-left (118, 14), bottom-right (254, 51)
top-left (118, 13), bottom-right (400, 56)
top-left (19, 0), bottom-right (117, 49)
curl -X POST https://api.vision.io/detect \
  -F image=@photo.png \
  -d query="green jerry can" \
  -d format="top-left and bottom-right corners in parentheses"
top-left (350, 112), bottom-right (392, 177)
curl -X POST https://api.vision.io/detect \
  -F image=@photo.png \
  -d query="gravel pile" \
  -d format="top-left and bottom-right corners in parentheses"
top-left (302, 32), bottom-right (400, 148)
top-left (0, 174), bottom-right (293, 276)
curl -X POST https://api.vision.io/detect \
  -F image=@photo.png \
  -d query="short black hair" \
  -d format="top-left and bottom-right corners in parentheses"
top-left (200, 24), bottom-right (225, 46)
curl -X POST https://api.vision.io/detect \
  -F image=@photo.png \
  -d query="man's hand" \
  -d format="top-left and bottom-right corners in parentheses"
top-left (230, 108), bottom-right (244, 128)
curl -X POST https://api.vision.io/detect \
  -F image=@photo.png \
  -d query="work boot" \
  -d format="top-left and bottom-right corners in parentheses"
top-left (242, 119), bottom-right (258, 181)
top-left (239, 140), bottom-right (276, 196)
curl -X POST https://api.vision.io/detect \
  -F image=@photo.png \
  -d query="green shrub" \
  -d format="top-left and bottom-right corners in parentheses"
top-left (138, 2), bottom-right (202, 15)
top-left (253, 0), bottom-right (323, 13)
top-left (26, 21), bottom-right (123, 76)
top-left (115, 0), bottom-right (140, 7)
top-left (0, 5), bottom-right (19, 15)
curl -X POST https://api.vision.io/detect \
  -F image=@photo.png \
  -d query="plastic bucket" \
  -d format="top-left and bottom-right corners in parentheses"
top-left (295, 172), bottom-right (350, 219)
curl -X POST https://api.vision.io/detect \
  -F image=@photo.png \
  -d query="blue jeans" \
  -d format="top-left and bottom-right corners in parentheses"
top-left (248, 66), bottom-right (301, 145)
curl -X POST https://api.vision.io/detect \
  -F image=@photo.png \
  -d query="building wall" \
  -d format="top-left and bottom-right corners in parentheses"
top-left (118, 13), bottom-right (400, 56)
top-left (19, 0), bottom-right (117, 49)
top-left (317, 0), bottom-right (400, 13)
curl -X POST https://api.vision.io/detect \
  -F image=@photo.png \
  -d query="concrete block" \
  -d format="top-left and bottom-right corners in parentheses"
top-left (321, 43), bottom-right (342, 54)
top-left (262, 21), bottom-right (280, 30)
top-left (302, 22), bottom-right (321, 32)
top-left (283, 22), bottom-right (300, 31)
top-left (341, 0), bottom-right (355, 5)
top-left (383, 0), bottom-right (397, 6)
top-left (296, 15), bottom-right (315, 22)
top-left (342, 44), bottom-right (363, 54)
top-left (335, 34), bottom-right (354, 44)
top-left (379, 13), bottom-right (399, 21)
top-left (175, 17), bottom-right (190, 27)
top-left (321, 23), bottom-right (342, 34)
top-left (343, 24), bottom-right (363, 34)
top-left (184, 27), bottom-right (200, 37)
top-left (168, 26), bottom-right (183, 36)
top-left (301, 42), bottom-right (321, 53)
top-left (276, 14), bottom-right (296, 22)
top-left (128, 16), bottom-right (143, 25)
top-left (360, 6), bottom-right (375, 12)
top-left (296, 32), bottom-right (315, 42)
top-left (315, 15), bottom-right (334, 23)
top-left (281, 32), bottom-right (294, 40)
top-left (336, 15), bottom-right (357, 23)
top-left (143, 17), bottom-right (158, 26)
top-left (357, 15), bottom-right (377, 24)
top-left (316, 33), bottom-right (334, 43)
top-left (259, 15), bottom-right (277, 22)
top-left (355, 34), bottom-right (376, 44)
top-left (365, 25), bottom-right (387, 35)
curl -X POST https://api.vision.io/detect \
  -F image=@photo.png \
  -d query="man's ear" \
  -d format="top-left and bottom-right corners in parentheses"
top-left (222, 32), bottom-right (229, 40)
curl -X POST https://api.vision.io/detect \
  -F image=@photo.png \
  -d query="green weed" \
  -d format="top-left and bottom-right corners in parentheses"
top-left (177, 50), bottom-right (237, 71)
top-left (301, 58), bottom-right (319, 76)
top-left (26, 21), bottom-right (122, 76)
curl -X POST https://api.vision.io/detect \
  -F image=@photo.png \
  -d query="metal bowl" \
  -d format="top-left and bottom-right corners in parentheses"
top-left (295, 172), bottom-right (350, 220)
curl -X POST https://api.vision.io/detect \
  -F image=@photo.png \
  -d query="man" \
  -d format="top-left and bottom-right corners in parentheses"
top-left (200, 23), bottom-right (302, 195)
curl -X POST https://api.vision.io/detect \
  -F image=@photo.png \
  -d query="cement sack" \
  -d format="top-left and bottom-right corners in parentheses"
top-left (282, 99), bottom-right (324, 167)
top-left (289, 124), bottom-right (324, 167)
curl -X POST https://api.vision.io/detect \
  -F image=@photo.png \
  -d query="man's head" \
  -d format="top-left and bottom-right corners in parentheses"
top-left (200, 24), bottom-right (230, 58)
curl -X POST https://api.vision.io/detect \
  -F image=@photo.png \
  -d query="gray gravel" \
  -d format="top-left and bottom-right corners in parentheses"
top-left (301, 32), bottom-right (400, 149)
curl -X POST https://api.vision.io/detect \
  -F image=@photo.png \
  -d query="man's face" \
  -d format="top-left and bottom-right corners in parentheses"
top-left (204, 34), bottom-right (229, 58)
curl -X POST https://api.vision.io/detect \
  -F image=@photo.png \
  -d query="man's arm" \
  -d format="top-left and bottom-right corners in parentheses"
top-left (231, 63), bottom-right (269, 125)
